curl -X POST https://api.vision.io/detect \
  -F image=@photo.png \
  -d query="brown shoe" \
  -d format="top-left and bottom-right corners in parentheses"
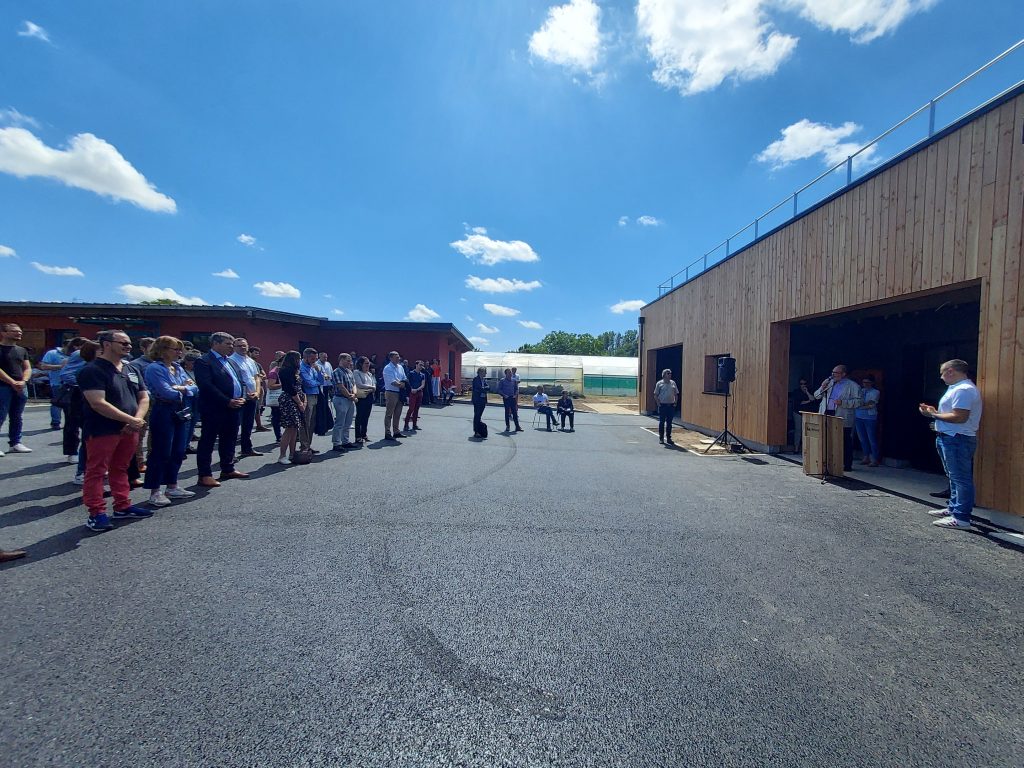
top-left (0, 549), bottom-right (27, 563)
top-left (218, 470), bottom-right (249, 480)
top-left (198, 476), bottom-right (221, 488)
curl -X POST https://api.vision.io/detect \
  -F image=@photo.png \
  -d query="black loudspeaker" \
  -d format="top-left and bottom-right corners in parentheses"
top-left (717, 356), bottom-right (736, 383)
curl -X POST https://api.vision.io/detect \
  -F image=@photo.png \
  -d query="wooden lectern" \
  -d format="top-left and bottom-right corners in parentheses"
top-left (802, 413), bottom-right (844, 478)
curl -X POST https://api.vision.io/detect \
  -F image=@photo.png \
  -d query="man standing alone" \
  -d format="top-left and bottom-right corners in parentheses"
top-left (919, 359), bottom-right (982, 530)
top-left (0, 323), bottom-right (32, 456)
top-left (654, 369), bottom-right (678, 445)
top-left (497, 368), bottom-right (522, 432)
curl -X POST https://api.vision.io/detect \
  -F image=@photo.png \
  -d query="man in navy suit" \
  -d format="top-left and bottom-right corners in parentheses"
top-left (193, 331), bottom-right (249, 488)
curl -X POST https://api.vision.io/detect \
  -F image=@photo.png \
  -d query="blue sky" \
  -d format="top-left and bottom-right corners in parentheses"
top-left (1, 1), bottom-right (1020, 351)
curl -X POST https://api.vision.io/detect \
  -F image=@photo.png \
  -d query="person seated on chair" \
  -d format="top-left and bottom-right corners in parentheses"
top-left (556, 391), bottom-right (575, 431)
top-left (441, 373), bottom-right (455, 405)
top-left (532, 386), bottom-right (556, 432)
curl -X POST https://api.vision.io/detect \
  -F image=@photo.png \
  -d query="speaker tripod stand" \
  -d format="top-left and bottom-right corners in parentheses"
top-left (702, 388), bottom-right (751, 454)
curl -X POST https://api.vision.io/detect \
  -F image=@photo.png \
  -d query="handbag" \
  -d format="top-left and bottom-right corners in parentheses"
top-left (52, 384), bottom-right (75, 408)
top-left (292, 449), bottom-right (313, 465)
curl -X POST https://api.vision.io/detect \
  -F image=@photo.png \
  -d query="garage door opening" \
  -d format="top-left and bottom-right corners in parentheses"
top-left (648, 345), bottom-right (683, 420)
top-left (787, 285), bottom-right (980, 473)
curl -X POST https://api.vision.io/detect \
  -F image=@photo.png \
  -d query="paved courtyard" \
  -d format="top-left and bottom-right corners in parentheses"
top-left (1, 402), bottom-right (1022, 767)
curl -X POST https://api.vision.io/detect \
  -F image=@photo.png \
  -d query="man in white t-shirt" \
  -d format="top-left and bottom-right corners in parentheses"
top-left (653, 369), bottom-right (678, 445)
top-left (918, 359), bottom-right (982, 530)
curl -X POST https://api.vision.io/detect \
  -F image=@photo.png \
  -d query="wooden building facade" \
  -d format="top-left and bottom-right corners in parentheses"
top-left (640, 85), bottom-right (1024, 517)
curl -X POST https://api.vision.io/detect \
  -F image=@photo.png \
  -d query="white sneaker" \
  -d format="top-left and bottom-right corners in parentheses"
top-left (278, 457), bottom-right (292, 465)
top-left (148, 492), bottom-right (172, 507)
top-left (164, 487), bottom-right (195, 499)
top-left (9, 443), bottom-right (32, 453)
top-left (72, 473), bottom-right (85, 485)
top-left (0, 449), bottom-right (5, 457)
top-left (932, 516), bottom-right (973, 529)
top-left (927, 509), bottom-right (948, 518)
top-left (66, 454), bottom-right (77, 464)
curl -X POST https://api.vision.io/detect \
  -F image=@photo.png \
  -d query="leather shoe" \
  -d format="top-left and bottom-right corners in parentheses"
top-left (198, 476), bottom-right (221, 488)
top-left (0, 548), bottom-right (27, 562)
top-left (930, 489), bottom-right (951, 499)
top-left (219, 470), bottom-right (249, 480)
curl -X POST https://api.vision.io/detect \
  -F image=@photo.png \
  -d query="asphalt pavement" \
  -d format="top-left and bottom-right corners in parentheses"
top-left (1, 401), bottom-right (1022, 767)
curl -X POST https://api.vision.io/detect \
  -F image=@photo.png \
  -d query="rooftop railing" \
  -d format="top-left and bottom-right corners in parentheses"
top-left (656, 39), bottom-right (1024, 297)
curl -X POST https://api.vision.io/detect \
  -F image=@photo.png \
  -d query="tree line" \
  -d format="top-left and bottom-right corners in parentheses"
top-left (513, 330), bottom-right (638, 357)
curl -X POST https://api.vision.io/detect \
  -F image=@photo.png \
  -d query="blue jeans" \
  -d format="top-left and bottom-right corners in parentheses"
top-left (50, 403), bottom-right (62, 427)
top-left (144, 404), bottom-right (191, 489)
top-left (854, 418), bottom-right (879, 462)
top-left (332, 395), bottom-right (354, 445)
top-left (0, 385), bottom-right (27, 446)
top-left (935, 433), bottom-right (977, 523)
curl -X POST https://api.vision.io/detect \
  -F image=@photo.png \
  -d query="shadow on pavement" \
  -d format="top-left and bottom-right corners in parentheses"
top-left (0, 497), bottom-right (81, 529)
top-left (0, 516), bottom-right (147, 571)
top-left (0, 461), bottom-right (68, 482)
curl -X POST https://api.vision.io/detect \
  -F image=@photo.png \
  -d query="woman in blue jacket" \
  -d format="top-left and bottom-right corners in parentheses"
top-left (143, 336), bottom-right (199, 507)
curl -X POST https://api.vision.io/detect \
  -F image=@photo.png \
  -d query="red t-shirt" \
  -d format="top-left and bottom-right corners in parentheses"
top-left (431, 364), bottom-right (441, 378)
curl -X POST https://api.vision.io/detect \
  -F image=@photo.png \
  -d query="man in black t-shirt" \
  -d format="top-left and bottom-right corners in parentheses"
top-left (0, 323), bottom-right (33, 457)
top-left (78, 329), bottom-right (153, 533)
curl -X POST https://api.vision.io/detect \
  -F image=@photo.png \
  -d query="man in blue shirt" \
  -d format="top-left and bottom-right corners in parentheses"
top-left (381, 351), bottom-right (407, 441)
top-left (299, 348), bottom-right (324, 452)
top-left (230, 338), bottom-right (261, 458)
top-left (496, 368), bottom-right (522, 432)
top-left (39, 342), bottom-right (68, 428)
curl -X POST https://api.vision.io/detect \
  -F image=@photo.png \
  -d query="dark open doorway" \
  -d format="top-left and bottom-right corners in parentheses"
top-left (788, 285), bottom-right (980, 473)
top-left (653, 345), bottom-right (683, 420)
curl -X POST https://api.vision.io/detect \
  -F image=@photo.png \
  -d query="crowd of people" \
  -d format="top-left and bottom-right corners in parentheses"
top-left (0, 322), bottom-right (470, 552)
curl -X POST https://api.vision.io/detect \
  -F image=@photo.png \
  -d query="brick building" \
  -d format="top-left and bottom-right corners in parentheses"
top-left (0, 302), bottom-right (472, 380)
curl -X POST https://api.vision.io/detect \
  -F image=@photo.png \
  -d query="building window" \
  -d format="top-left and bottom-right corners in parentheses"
top-left (181, 332), bottom-right (211, 351)
top-left (703, 354), bottom-right (730, 395)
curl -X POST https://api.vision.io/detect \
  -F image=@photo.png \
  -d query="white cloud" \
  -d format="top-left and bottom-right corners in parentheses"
top-left (483, 303), bottom-right (520, 317)
top-left (756, 118), bottom-right (878, 170)
top-left (636, 1), bottom-right (936, 96)
top-left (0, 108), bottom-right (39, 129)
top-left (31, 261), bottom-right (83, 277)
top-left (213, 268), bottom-right (239, 279)
top-left (450, 231), bottom-right (540, 266)
top-left (222, 302), bottom-right (235, 306)
top-left (254, 281), bottom-right (301, 299)
top-left (118, 284), bottom-right (208, 304)
top-left (637, 215), bottom-right (662, 227)
top-left (17, 21), bottom-right (50, 44)
top-left (237, 233), bottom-right (257, 246)
top-left (636, 0), bottom-right (798, 95)
top-left (529, 0), bottom-right (603, 73)
top-left (476, 323), bottom-right (500, 334)
top-left (471, 226), bottom-right (488, 234)
top-left (0, 128), bottom-right (177, 212)
top-left (617, 215), bottom-right (629, 227)
top-left (781, 0), bottom-right (938, 44)
top-left (404, 303), bottom-right (440, 322)
top-left (323, 293), bottom-right (334, 299)
top-left (465, 275), bottom-right (542, 293)
top-left (611, 299), bottom-right (645, 314)
top-left (331, 309), bottom-right (345, 317)
top-left (518, 320), bottom-right (543, 330)
top-left (468, 336), bottom-right (491, 347)
top-left (0, 244), bottom-right (16, 258)
top-left (465, 315), bottom-right (475, 322)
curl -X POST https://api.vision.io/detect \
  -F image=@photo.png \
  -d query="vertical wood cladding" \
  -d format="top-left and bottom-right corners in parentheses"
top-left (642, 91), bottom-right (1024, 516)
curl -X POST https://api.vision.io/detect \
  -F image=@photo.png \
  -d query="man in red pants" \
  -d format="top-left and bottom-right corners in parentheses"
top-left (78, 330), bottom-right (154, 533)
top-left (404, 360), bottom-right (426, 431)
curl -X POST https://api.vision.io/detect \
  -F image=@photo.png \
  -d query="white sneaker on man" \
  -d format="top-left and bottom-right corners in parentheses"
top-left (9, 443), bottom-right (32, 453)
top-left (164, 487), bottom-right (195, 499)
top-left (72, 474), bottom-right (85, 485)
top-left (0, 449), bottom-right (5, 457)
top-left (148, 492), bottom-right (172, 507)
top-left (66, 454), bottom-right (77, 464)
top-left (932, 516), bottom-right (973, 530)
